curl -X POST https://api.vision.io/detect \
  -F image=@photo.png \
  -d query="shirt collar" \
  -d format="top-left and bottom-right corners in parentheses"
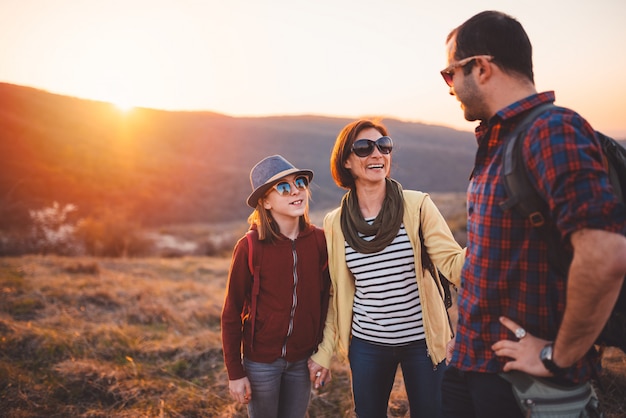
top-left (474, 91), bottom-right (556, 141)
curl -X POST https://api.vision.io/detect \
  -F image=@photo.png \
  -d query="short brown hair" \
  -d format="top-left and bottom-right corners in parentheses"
top-left (330, 119), bottom-right (389, 190)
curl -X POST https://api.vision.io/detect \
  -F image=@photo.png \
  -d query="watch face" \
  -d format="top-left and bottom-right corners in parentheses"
top-left (540, 343), bottom-right (566, 376)
top-left (540, 343), bottom-right (553, 361)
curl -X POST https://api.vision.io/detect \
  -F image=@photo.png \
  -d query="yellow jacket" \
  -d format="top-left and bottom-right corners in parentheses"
top-left (310, 190), bottom-right (466, 368)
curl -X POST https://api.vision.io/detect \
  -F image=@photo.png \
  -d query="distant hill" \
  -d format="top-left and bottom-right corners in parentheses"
top-left (0, 82), bottom-right (476, 230)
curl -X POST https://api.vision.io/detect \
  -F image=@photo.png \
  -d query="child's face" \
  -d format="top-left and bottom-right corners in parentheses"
top-left (262, 174), bottom-right (309, 219)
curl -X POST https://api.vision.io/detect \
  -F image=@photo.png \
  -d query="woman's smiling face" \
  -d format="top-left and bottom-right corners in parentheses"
top-left (344, 127), bottom-right (391, 186)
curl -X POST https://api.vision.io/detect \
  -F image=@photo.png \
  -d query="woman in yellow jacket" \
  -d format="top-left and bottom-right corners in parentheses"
top-left (308, 119), bottom-right (466, 418)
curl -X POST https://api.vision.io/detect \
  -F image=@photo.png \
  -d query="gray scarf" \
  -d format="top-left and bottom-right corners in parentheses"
top-left (340, 178), bottom-right (404, 254)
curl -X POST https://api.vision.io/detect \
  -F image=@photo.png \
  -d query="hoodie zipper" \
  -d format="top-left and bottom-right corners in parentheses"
top-left (281, 239), bottom-right (298, 357)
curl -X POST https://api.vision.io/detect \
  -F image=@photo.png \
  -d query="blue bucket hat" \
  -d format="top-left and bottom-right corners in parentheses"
top-left (247, 155), bottom-right (314, 208)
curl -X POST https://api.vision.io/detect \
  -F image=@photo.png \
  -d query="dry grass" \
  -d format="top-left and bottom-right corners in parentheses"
top-left (0, 255), bottom-right (624, 417)
top-left (0, 255), bottom-right (355, 417)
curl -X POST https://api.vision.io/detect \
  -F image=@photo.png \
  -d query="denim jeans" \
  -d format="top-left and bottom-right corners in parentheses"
top-left (243, 357), bottom-right (311, 418)
top-left (441, 366), bottom-right (523, 418)
top-left (348, 337), bottom-right (446, 418)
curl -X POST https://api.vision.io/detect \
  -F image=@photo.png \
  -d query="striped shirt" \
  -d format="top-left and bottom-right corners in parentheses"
top-left (345, 222), bottom-right (424, 345)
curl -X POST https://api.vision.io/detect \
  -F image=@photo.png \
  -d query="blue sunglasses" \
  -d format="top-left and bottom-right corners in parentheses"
top-left (271, 176), bottom-right (309, 196)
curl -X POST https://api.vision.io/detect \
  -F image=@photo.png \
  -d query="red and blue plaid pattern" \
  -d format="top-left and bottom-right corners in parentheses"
top-left (452, 91), bottom-right (626, 382)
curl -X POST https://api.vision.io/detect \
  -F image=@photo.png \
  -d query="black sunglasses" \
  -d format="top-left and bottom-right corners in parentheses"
top-left (351, 136), bottom-right (393, 158)
top-left (271, 176), bottom-right (309, 196)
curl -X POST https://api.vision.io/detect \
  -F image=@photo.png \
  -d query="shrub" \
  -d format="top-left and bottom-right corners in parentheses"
top-left (29, 202), bottom-right (79, 255)
top-left (74, 209), bottom-right (153, 257)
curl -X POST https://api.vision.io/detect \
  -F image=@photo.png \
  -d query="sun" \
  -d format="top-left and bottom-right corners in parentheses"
top-left (112, 100), bottom-right (135, 113)
top-left (103, 88), bottom-right (137, 113)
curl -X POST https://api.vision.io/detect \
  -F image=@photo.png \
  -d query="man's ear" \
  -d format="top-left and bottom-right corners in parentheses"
top-left (475, 57), bottom-right (493, 83)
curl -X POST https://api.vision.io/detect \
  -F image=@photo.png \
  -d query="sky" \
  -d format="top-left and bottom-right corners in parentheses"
top-left (2, 0), bottom-right (626, 137)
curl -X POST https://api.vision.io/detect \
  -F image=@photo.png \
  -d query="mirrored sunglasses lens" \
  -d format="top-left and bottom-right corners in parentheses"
top-left (377, 137), bottom-right (393, 154)
top-left (294, 176), bottom-right (308, 189)
top-left (274, 182), bottom-right (291, 195)
top-left (352, 139), bottom-right (375, 157)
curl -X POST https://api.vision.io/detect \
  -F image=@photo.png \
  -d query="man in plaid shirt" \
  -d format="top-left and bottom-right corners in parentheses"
top-left (439, 10), bottom-right (626, 417)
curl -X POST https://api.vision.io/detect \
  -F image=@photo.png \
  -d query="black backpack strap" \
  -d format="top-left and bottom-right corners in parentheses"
top-left (499, 103), bottom-right (570, 275)
top-left (500, 103), bottom-right (555, 225)
top-left (598, 132), bottom-right (626, 202)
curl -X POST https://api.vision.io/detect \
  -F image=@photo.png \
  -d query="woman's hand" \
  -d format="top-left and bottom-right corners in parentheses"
top-left (228, 377), bottom-right (252, 404)
top-left (308, 358), bottom-right (332, 389)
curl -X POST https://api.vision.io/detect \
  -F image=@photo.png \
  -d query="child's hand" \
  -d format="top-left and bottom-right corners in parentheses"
top-left (228, 377), bottom-right (252, 404)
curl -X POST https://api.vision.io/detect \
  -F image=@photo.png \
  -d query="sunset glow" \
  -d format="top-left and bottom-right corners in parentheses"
top-left (113, 101), bottom-right (135, 113)
top-left (2, 0), bottom-right (626, 137)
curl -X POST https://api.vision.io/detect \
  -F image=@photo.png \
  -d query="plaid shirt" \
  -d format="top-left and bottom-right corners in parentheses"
top-left (452, 91), bottom-right (626, 382)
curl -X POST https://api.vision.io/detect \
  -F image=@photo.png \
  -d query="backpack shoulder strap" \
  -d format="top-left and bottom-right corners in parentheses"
top-left (245, 230), bottom-right (255, 274)
top-left (499, 103), bottom-right (555, 226)
top-left (597, 132), bottom-right (626, 202)
top-left (418, 206), bottom-right (454, 337)
top-left (245, 229), bottom-right (263, 350)
top-left (311, 227), bottom-right (331, 345)
top-left (499, 103), bottom-right (571, 274)
top-left (245, 229), bottom-right (263, 282)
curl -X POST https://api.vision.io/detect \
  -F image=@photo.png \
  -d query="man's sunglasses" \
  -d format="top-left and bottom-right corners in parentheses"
top-left (351, 136), bottom-right (393, 158)
top-left (440, 54), bottom-right (493, 87)
top-left (271, 176), bottom-right (309, 196)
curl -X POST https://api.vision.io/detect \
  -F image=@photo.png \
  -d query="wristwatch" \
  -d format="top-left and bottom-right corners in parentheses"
top-left (539, 342), bottom-right (568, 377)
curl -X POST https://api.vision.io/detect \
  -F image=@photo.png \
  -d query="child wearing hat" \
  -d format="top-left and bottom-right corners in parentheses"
top-left (221, 155), bottom-right (331, 417)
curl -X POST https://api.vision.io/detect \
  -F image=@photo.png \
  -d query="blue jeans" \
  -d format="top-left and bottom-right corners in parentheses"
top-left (243, 357), bottom-right (311, 418)
top-left (348, 337), bottom-right (446, 418)
top-left (441, 366), bottom-right (523, 418)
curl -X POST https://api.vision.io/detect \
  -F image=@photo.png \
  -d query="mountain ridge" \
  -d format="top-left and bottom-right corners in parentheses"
top-left (0, 82), bottom-right (476, 229)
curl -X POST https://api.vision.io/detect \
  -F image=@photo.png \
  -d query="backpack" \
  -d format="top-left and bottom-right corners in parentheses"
top-left (500, 103), bottom-right (626, 352)
top-left (245, 228), bottom-right (330, 350)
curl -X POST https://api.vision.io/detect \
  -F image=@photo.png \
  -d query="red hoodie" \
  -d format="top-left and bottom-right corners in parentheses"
top-left (221, 224), bottom-right (330, 380)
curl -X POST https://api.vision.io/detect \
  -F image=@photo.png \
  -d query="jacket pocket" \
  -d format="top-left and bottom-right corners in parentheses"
top-left (290, 312), bottom-right (318, 351)
top-left (253, 312), bottom-right (287, 346)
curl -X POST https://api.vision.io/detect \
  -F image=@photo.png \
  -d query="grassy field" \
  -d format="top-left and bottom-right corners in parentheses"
top-left (1, 255), bottom-right (624, 417)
